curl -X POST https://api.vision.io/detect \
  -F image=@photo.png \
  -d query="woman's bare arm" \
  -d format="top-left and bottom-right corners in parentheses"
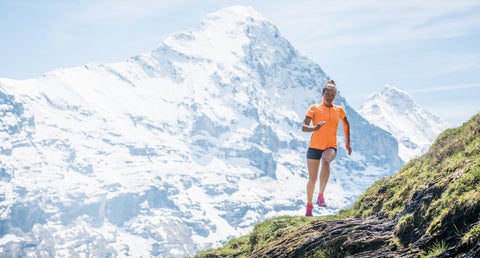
top-left (302, 116), bottom-right (324, 132)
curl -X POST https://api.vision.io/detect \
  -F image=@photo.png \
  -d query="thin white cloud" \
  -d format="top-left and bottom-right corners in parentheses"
top-left (45, 0), bottom-right (198, 48)
top-left (265, 0), bottom-right (480, 49)
top-left (69, 0), bottom-right (179, 22)
top-left (436, 59), bottom-right (480, 76)
top-left (423, 101), bottom-right (480, 125)
top-left (410, 83), bottom-right (480, 93)
top-left (48, 0), bottom-right (199, 36)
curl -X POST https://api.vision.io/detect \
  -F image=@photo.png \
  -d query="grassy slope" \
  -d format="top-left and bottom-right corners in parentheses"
top-left (196, 113), bottom-right (480, 257)
top-left (353, 113), bottom-right (480, 255)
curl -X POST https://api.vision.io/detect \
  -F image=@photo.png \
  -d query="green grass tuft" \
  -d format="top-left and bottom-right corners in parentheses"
top-left (463, 223), bottom-right (480, 245)
top-left (423, 239), bottom-right (447, 257)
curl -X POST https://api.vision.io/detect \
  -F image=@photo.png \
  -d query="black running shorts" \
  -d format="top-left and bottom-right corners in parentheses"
top-left (306, 147), bottom-right (337, 160)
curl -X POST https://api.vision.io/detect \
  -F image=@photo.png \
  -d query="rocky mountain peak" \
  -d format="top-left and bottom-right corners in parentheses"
top-left (161, 5), bottom-right (283, 66)
top-left (199, 5), bottom-right (267, 30)
top-left (363, 85), bottom-right (416, 110)
top-left (359, 85), bottom-right (452, 162)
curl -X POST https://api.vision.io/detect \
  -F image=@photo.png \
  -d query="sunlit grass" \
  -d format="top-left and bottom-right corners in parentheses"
top-left (423, 240), bottom-right (447, 257)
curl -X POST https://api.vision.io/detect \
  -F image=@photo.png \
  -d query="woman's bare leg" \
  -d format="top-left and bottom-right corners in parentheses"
top-left (307, 158), bottom-right (321, 204)
top-left (319, 148), bottom-right (336, 194)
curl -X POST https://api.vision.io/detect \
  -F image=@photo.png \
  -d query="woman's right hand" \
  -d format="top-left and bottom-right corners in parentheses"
top-left (314, 121), bottom-right (326, 131)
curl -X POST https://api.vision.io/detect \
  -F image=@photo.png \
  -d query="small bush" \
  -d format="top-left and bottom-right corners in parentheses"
top-left (395, 213), bottom-right (415, 235)
top-left (424, 239), bottom-right (447, 257)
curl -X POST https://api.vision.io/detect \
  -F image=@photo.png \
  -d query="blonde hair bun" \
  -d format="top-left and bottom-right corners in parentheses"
top-left (326, 79), bottom-right (336, 85)
top-left (323, 80), bottom-right (337, 93)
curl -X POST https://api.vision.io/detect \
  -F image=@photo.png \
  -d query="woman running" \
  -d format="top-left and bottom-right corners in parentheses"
top-left (302, 80), bottom-right (352, 217)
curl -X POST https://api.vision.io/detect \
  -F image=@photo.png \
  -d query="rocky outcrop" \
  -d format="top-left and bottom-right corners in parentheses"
top-left (251, 215), bottom-right (400, 258)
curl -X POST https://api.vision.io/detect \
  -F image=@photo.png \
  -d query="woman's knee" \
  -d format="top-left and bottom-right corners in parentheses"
top-left (321, 158), bottom-right (331, 167)
top-left (308, 175), bottom-right (317, 184)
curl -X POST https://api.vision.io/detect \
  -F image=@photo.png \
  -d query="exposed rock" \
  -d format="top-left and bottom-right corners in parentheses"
top-left (251, 215), bottom-right (401, 257)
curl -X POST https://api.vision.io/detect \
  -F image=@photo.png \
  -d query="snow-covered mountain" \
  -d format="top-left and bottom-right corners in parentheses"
top-left (358, 86), bottom-right (453, 162)
top-left (0, 6), bottom-right (402, 257)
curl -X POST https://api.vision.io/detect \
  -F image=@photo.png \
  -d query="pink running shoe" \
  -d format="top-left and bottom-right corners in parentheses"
top-left (305, 204), bottom-right (313, 217)
top-left (316, 193), bottom-right (326, 207)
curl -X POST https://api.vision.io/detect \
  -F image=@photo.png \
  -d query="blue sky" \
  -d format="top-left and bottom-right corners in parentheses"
top-left (1, 0), bottom-right (479, 125)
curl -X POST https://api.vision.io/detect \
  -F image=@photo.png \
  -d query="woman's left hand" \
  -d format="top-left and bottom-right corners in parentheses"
top-left (345, 142), bottom-right (352, 155)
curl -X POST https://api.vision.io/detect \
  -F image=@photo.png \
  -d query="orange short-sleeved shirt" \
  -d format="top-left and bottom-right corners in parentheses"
top-left (306, 103), bottom-right (346, 150)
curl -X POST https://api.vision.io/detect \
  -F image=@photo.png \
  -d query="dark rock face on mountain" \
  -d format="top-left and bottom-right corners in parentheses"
top-left (198, 113), bottom-right (480, 257)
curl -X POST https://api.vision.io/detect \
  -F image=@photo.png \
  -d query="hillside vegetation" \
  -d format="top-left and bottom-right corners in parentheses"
top-left (197, 113), bottom-right (480, 257)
